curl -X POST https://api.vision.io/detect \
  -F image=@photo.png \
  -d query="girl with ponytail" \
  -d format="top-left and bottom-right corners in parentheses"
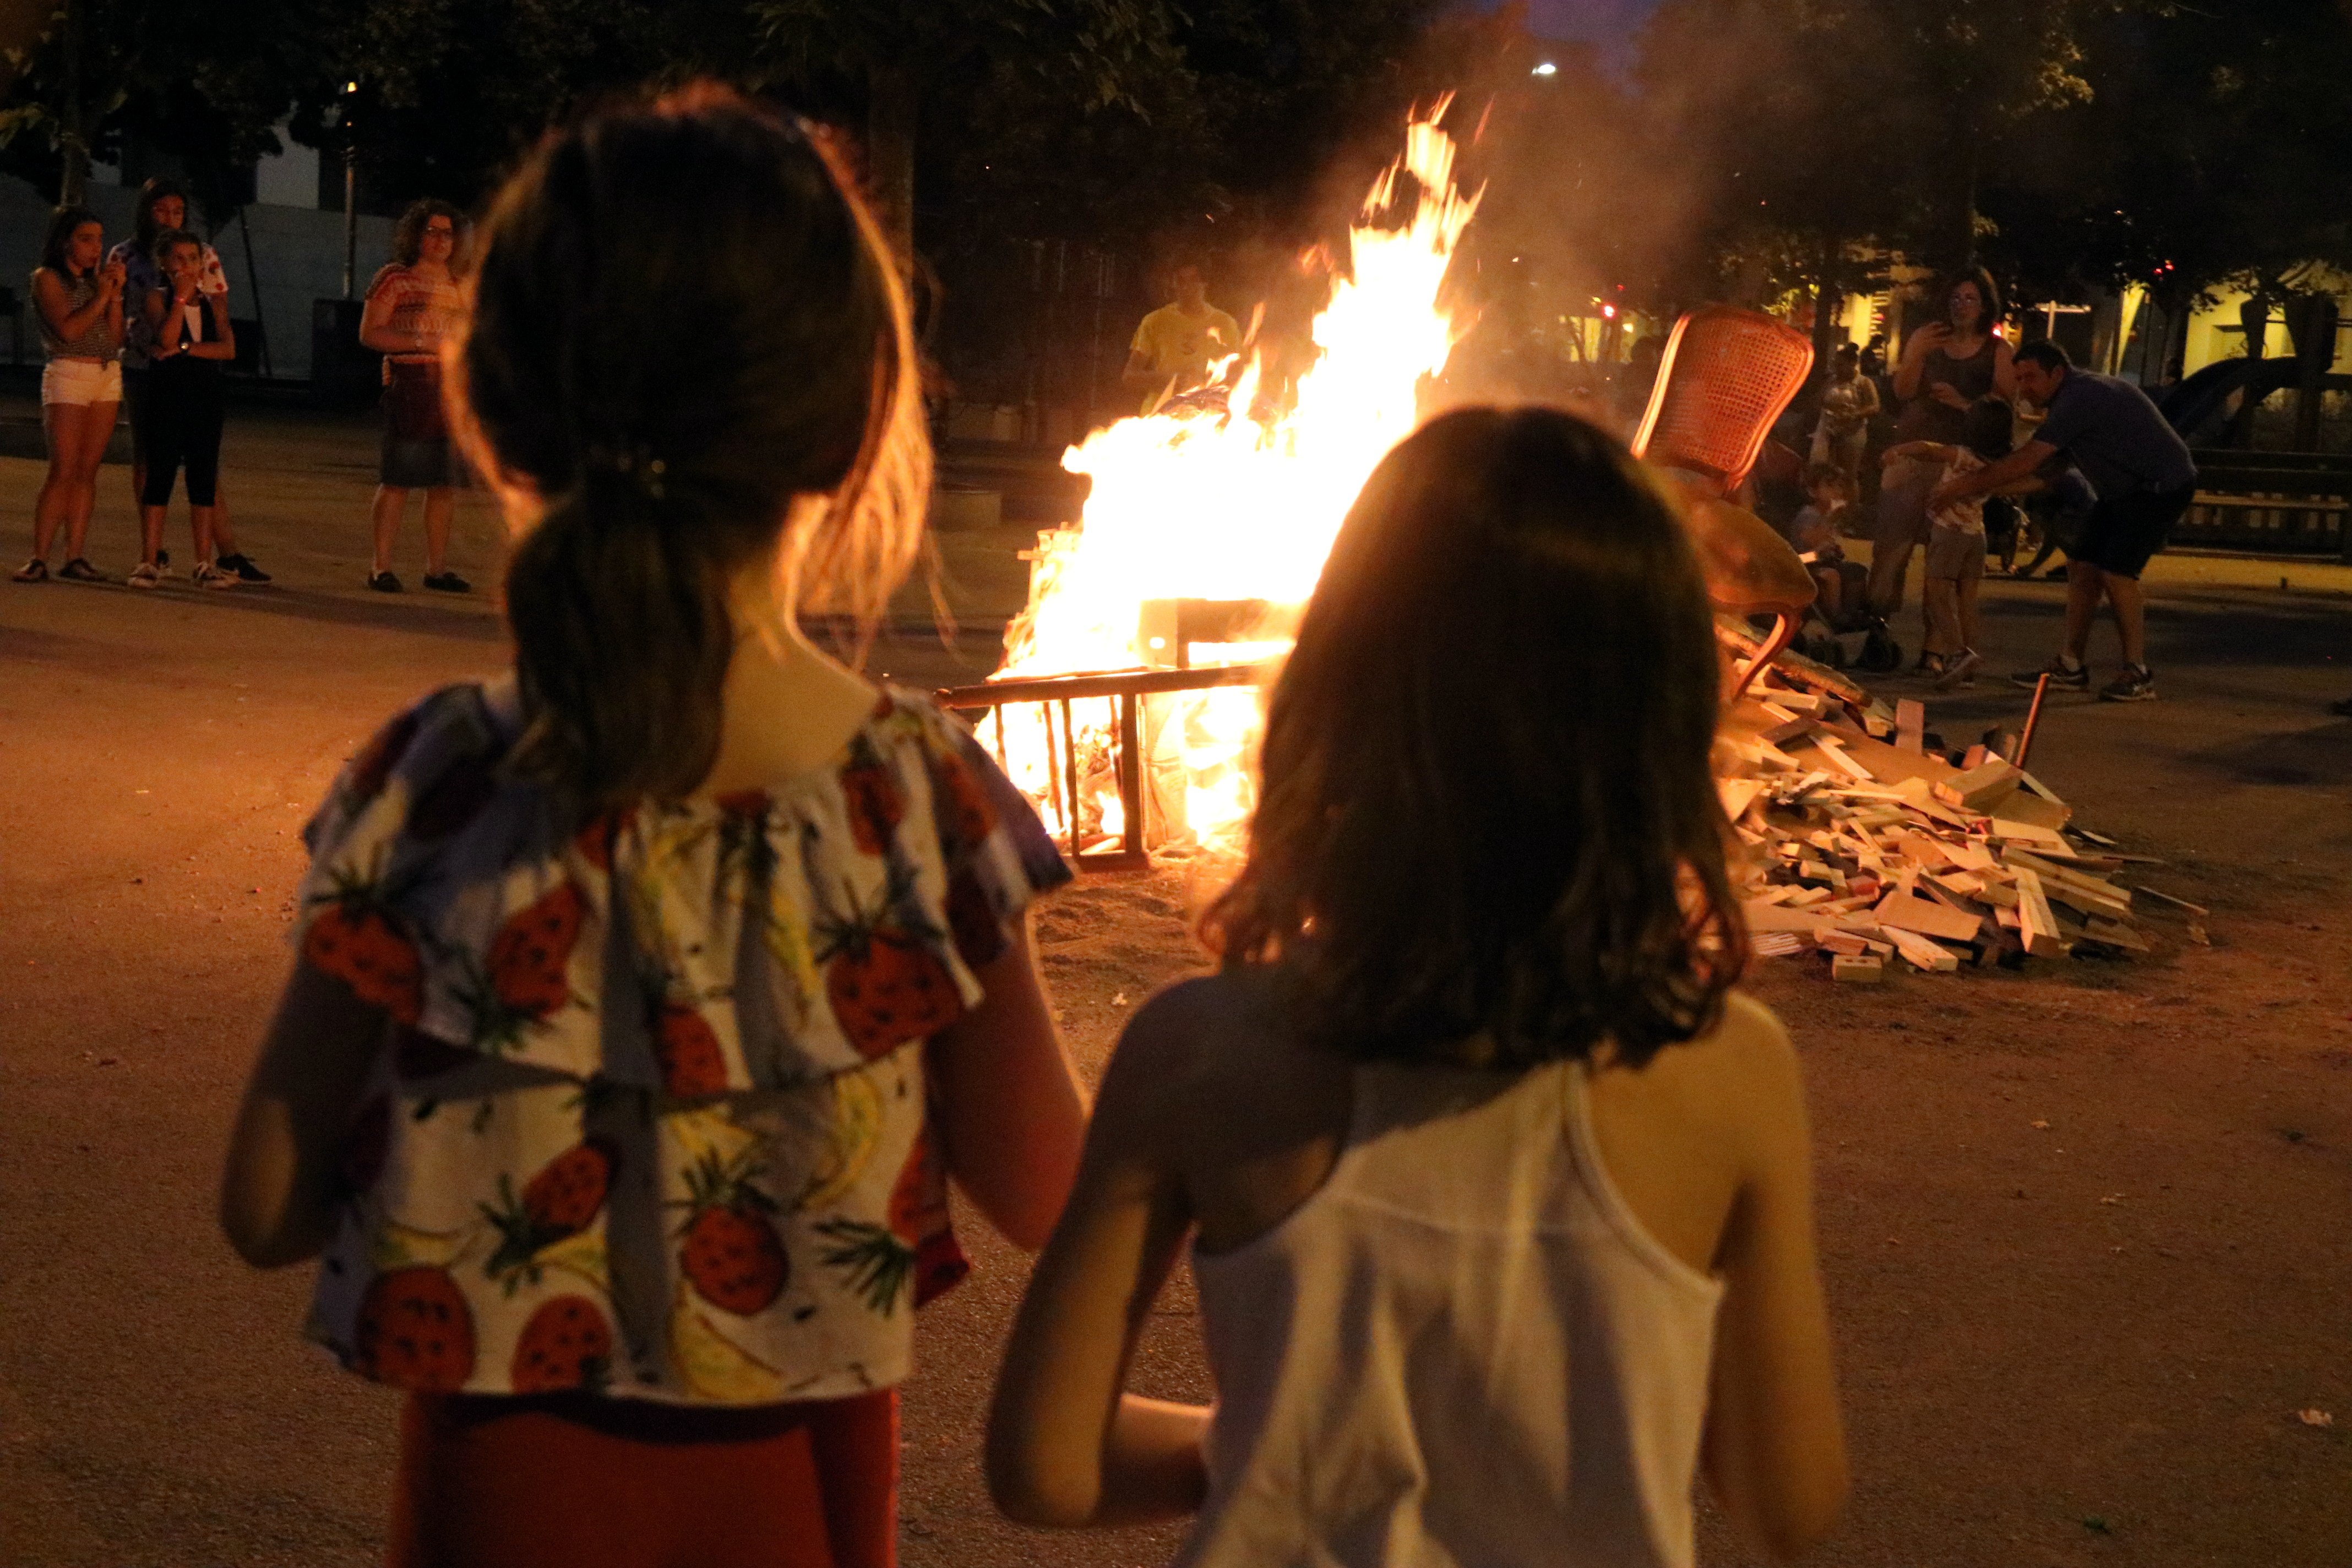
top-left (222, 85), bottom-right (1087, 1567)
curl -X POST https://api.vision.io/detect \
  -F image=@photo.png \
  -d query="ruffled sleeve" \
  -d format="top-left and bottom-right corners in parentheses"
top-left (910, 700), bottom-right (1074, 971)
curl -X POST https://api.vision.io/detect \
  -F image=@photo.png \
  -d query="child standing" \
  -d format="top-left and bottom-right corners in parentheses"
top-left (1788, 461), bottom-right (1855, 625)
top-left (987, 408), bottom-right (1847, 1565)
top-left (1882, 394), bottom-right (2014, 688)
top-left (222, 87), bottom-right (1088, 1568)
top-left (133, 228), bottom-right (238, 589)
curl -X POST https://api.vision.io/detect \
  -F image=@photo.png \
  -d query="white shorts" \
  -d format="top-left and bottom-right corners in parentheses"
top-left (42, 357), bottom-right (122, 407)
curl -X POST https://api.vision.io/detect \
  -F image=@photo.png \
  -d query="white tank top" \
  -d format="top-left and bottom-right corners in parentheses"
top-left (1177, 1058), bottom-right (1725, 1568)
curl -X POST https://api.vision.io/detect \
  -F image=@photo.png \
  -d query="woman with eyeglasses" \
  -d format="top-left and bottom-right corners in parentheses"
top-left (359, 199), bottom-right (469, 594)
top-left (1868, 267), bottom-right (2016, 636)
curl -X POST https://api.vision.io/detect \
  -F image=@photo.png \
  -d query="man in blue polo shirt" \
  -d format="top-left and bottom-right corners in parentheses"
top-left (1931, 340), bottom-right (2195, 702)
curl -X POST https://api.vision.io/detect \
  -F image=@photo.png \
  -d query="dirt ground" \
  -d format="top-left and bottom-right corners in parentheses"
top-left (2, 409), bottom-right (2347, 1566)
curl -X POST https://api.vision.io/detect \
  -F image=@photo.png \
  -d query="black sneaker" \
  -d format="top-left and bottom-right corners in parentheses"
top-left (57, 557), bottom-right (105, 582)
top-left (2099, 665), bottom-right (2157, 703)
top-left (2010, 658), bottom-right (2090, 692)
top-left (368, 570), bottom-right (404, 593)
top-left (12, 557), bottom-right (47, 583)
top-left (219, 552), bottom-right (273, 584)
top-left (421, 570), bottom-right (471, 594)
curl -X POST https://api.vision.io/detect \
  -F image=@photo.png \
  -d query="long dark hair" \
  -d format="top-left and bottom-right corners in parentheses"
top-left (453, 84), bottom-right (929, 822)
top-left (40, 207), bottom-right (101, 276)
top-left (1205, 407), bottom-right (1746, 1070)
top-left (391, 198), bottom-right (466, 269)
top-left (134, 178), bottom-right (189, 249)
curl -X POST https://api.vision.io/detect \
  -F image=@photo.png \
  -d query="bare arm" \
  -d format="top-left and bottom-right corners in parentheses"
top-left (1932, 438), bottom-right (2055, 508)
top-left (1700, 1010), bottom-right (1849, 1558)
top-left (987, 997), bottom-right (1211, 1528)
top-left (189, 291), bottom-right (236, 361)
top-left (1882, 440), bottom-right (1953, 466)
top-left (927, 914), bottom-right (1087, 1250)
top-left (34, 267), bottom-right (119, 345)
top-left (1121, 348), bottom-right (1167, 395)
top-left (1989, 340), bottom-right (2017, 401)
top-left (1891, 324), bottom-right (1943, 402)
top-left (357, 282), bottom-right (417, 355)
top-left (220, 961), bottom-right (388, 1267)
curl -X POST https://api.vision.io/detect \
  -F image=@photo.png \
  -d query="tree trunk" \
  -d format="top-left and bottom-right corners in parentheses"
top-left (866, 61), bottom-right (917, 275)
top-left (57, 0), bottom-right (86, 207)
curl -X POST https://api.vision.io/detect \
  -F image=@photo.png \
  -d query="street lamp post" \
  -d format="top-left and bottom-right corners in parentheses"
top-left (340, 81), bottom-right (358, 300)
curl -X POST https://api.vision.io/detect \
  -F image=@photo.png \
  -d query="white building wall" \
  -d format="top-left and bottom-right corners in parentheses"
top-left (0, 172), bottom-right (392, 379)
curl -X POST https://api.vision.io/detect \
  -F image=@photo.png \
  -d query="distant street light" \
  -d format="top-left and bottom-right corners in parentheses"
top-left (1532, 61), bottom-right (1558, 77)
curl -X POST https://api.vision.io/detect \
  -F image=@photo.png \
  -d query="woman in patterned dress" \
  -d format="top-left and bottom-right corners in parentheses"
top-left (222, 85), bottom-right (1088, 1568)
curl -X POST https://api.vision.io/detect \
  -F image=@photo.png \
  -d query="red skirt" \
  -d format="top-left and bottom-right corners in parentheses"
top-left (387, 1388), bottom-right (898, 1568)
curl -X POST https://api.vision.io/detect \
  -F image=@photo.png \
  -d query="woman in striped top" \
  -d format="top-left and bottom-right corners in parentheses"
top-left (14, 207), bottom-right (125, 584)
top-left (358, 199), bottom-right (469, 594)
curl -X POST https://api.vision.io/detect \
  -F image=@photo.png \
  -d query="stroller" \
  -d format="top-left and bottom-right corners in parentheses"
top-left (1790, 550), bottom-right (1903, 672)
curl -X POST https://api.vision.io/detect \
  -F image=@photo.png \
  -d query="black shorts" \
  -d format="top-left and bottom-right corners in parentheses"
top-left (122, 366), bottom-right (151, 462)
top-left (2076, 483), bottom-right (2193, 579)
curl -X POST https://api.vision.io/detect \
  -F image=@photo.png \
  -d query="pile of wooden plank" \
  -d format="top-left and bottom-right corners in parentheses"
top-left (1718, 649), bottom-right (2171, 980)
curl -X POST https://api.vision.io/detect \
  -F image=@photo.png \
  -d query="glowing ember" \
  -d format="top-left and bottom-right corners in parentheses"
top-left (990, 102), bottom-right (1481, 857)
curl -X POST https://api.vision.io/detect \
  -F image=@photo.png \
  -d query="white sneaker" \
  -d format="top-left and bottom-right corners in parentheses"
top-left (192, 561), bottom-right (238, 590)
top-left (127, 562), bottom-right (161, 589)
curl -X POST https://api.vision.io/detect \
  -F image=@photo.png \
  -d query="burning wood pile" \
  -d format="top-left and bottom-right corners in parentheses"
top-left (944, 104), bottom-right (2174, 982)
top-left (1719, 650), bottom-right (2165, 979)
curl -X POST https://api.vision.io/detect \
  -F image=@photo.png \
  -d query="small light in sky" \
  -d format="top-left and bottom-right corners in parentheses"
top-left (1531, 61), bottom-right (1558, 77)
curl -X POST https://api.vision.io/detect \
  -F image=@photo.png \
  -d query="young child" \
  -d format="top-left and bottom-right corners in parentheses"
top-left (221, 86), bottom-right (1088, 1568)
top-left (1788, 461), bottom-right (1856, 625)
top-left (1882, 394), bottom-right (2014, 688)
top-left (135, 228), bottom-right (238, 589)
top-left (986, 408), bottom-right (1848, 1565)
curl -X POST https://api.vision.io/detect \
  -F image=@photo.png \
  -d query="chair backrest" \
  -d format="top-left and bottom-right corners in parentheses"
top-left (1631, 306), bottom-right (1814, 497)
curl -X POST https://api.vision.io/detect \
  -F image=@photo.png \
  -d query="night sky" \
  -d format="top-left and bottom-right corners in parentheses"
top-left (1516, 0), bottom-right (1661, 58)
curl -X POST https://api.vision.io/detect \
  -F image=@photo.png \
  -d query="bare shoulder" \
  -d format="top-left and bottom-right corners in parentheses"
top-left (1687, 990), bottom-right (1801, 1089)
top-left (1616, 989), bottom-right (1804, 1129)
top-left (1103, 971), bottom-right (1280, 1107)
top-left (1100, 970), bottom-right (1337, 1159)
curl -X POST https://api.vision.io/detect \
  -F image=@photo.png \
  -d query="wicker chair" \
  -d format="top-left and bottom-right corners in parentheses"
top-left (1632, 307), bottom-right (1817, 699)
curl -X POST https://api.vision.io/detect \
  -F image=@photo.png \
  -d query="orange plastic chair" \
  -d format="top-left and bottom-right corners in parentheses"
top-left (1632, 307), bottom-right (1817, 700)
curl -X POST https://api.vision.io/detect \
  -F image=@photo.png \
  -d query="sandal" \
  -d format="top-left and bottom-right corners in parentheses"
top-left (58, 558), bottom-right (105, 582)
top-left (12, 558), bottom-right (47, 583)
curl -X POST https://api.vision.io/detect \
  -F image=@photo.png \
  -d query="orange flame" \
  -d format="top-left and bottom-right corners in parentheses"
top-left (991, 102), bottom-right (1480, 856)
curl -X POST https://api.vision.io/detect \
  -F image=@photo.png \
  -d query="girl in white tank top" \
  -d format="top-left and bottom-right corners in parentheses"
top-left (987, 407), bottom-right (1849, 1565)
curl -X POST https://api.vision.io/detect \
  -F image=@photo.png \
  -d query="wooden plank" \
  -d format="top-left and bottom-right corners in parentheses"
top-left (1942, 838), bottom-right (2000, 873)
top-left (1717, 776), bottom-right (1767, 824)
top-left (1873, 891), bottom-right (1986, 943)
top-left (1934, 759), bottom-right (2024, 813)
top-left (1889, 776), bottom-right (1982, 831)
top-left (1896, 698), bottom-right (1925, 755)
top-left (1810, 735), bottom-right (1877, 783)
top-left (2131, 884), bottom-right (2211, 917)
top-left (2011, 866), bottom-right (2066, 956)
top-left (1743, 901), bottom-right (1828, 933)
top-left (1990, 818), bottom-right (2075, 853)
top-left (2083, 917), bottom-right (2152, 953)
top-left (1994, 787), bottom-right (2072, 831)
top-left (1885, 927), bottom-right (1962, 972)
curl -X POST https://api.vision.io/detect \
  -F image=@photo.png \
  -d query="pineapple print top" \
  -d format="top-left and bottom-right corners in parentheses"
top-left (289, 677), bottom-right (1070, 1404)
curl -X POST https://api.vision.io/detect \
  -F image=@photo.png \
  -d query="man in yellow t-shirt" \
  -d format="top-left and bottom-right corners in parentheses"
top-left (1124, 261), bottom-right (1243, 413)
